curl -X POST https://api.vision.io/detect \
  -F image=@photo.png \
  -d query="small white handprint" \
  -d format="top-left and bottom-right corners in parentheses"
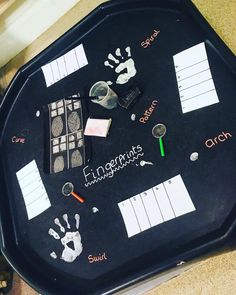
top-left (48, 213), bottom-right (83, 263)
top-left (104, 46), bottom-right (137, 85)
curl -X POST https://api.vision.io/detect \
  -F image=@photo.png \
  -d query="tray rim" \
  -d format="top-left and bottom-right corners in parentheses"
top-left (0, 0), bottom-right (236, 294)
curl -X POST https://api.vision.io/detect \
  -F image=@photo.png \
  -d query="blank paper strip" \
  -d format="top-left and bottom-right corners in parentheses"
top-left (118, 175), bottom-right (195, 238)
top-left (140, 189), bottom-right (163, 227)
top-left (173, 42), bottom-right (219, 113)
top-left (153, 183), bottom-right (175, 221)
top-left (163, 175), bottom-right (196, 217)
top-left (42, 44), bottom-right (88, 87)
top-left (16, 160), bottom-right (51, 220)
top-left (118, 199), bottom-right (141, 237)
top-left (130, 195), bottom-right (151, 231)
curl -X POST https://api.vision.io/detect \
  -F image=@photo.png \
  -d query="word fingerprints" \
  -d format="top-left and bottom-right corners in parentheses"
top-left (83, 144), bottom-right (144, 187)
top-left (104, 47), bottom-right (137, 85)
top-left (48, 213), bottom-right (83, 263)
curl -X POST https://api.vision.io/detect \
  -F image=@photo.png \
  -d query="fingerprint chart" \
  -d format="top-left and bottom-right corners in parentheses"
top-left (48, 97), bottom-right (85, 173)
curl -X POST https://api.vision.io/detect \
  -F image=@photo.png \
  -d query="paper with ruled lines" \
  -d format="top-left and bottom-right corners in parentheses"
top-left (118, 175), bottom-right (195, 238)
top-left (42, 44), bottom-right (88, 87)
top-left (16, 160), bottom-right (51, 220)
top-left (173, 42), bottom-right (219, 113)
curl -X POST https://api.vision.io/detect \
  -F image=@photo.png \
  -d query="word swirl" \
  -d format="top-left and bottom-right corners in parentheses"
top-left (88, 252), bottom-right (107, 264)
top-left (83, 145), bottom-right (144, 187)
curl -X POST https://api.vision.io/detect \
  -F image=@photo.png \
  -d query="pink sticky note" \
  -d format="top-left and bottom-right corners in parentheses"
top-left (84, 118), bottom-right (112, 137)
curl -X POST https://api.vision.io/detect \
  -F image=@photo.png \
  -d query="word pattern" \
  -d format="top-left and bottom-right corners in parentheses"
top-left (139, 100), bottom-right (158, 123)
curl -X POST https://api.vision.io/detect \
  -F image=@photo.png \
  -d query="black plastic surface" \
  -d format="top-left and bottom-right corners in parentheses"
top-left (0, 0), bottom-right (236, 294)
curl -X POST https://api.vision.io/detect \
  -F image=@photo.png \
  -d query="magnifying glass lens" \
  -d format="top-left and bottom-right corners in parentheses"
top-left (152, 124), bottom-right (166, 138)
top-left (62, 182), bottom-right (74, 196)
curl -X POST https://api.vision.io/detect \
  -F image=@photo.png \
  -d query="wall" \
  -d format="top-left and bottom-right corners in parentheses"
top-left (0, 0), bottom-right (80, 67)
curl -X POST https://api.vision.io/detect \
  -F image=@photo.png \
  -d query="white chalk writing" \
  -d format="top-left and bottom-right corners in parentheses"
top-left (83, 145), bottom-right (144, 187)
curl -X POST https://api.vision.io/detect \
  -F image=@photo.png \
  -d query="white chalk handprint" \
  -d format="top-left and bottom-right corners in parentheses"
top-left (104, 46), bottom-right (137, 85)
top-left (48, 213), bottom-right (83, 263)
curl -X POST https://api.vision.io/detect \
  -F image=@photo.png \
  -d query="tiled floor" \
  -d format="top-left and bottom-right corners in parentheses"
top-left (8, 250), bottom-right (236, 295)
top-left (8, 274), bottom-right (37, 295)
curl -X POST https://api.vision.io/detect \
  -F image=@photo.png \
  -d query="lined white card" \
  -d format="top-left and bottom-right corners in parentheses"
top-left (118, 175), bottom-right (195, 238)
top-left (173, 42), bottom-right (219, 113)
top-left (16, 160), bottom-right (51, 220)
top-left (42, 44), bottom-right (88, 87)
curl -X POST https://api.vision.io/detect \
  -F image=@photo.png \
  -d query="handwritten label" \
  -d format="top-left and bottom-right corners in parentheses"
top-left (139, 100), bottom-right (158, 124)
top-left (83, 145), bottom-right (144, 187)
top-left (141, 29), bottom-right (160, 48)
top-left (205, 131), bottom-right (232, 148)
top-left (12, 136), bottom-right (25, 144)
top-left (88, 252), bottom-right (108, 264)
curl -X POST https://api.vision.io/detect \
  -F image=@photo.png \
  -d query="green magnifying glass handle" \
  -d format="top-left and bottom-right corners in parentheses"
top-left (159, 137), bottom-right (165, 157)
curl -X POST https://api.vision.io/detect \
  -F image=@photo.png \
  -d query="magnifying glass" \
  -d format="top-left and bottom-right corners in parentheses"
top-left (62, 182), bottom-right (85, 203)
top-left (152, 123), bottom-right (166, 157)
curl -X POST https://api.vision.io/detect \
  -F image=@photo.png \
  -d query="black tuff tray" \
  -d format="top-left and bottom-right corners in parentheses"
top-left (0, 0), bottom-right (236, 294)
